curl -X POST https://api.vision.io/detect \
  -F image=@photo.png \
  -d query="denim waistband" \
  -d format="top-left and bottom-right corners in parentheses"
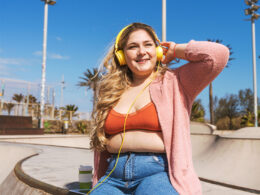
top-left (111, 152), bottom-right (166, 158)
top-left (106, 152), bottom-right (168, 181)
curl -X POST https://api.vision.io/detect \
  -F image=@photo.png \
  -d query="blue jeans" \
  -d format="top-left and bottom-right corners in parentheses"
top-left (90, 152), bottom-right (179, 195)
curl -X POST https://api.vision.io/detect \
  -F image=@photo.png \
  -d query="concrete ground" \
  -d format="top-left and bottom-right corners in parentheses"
top-left (0, 142), bottom-right (39, 184)
top-left (1, 125), bottom-right (260, 195)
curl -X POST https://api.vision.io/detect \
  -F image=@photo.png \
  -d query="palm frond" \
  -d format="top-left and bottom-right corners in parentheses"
top-left (77, 68), bottom-right (101, 90)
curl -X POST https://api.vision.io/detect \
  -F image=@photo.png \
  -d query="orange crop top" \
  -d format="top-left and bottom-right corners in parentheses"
top-left (104, 102), bottom-right (161, 135)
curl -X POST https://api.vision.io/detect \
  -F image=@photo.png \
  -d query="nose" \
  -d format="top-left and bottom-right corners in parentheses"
top-left (138, 46), bottom-right (146, 56)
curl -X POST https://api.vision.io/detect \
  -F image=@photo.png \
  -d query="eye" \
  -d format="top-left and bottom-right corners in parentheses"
top-left (145, 42), bottom-right (154, 47)
top-left (127, 45), bottom-right (138, 49)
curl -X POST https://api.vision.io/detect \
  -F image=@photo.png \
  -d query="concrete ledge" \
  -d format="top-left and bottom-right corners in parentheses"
top-left (0, 134), bottom-right (90, 149)
top-left (192, 134), bottom-right (260, 191)
top-left (14, 153), bottom-right (70, 195)
top-left (0, 170), bottom-right (51, 195)
top-left (220, 127), bottom-right (260, 139)
top-left (0, 115), bottom-right (43, 135)
top-left (200, 177), bottom-right (260, 194)
top-left (190, 122), bottom-right (214, 134)
top-left (0, 128), bottom-right (44, 135)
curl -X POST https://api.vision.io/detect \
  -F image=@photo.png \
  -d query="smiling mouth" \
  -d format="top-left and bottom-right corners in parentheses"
top-left (136, 59), bottom-right (149, 63)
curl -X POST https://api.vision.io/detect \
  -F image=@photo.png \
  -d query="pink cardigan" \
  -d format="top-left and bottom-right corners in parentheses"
top-left (92, 40), bottom-right (230, 195)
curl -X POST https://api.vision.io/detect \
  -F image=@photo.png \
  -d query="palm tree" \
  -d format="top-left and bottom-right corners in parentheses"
top-left (62, 104), bottom-right (78, 121)
top-left (207, 39), bottom-right (234, 125)
top-left (12, 93), bottom-right (24, 103)
top-left (77, 68), bottom-right (101, 110)
top-left (3, 102), bottom-right (15, 115)
top-left (12, 93), bottom-right (24, 115)
top-left (25, 94), bottom-right (37, 104)
top-left (191, 99), bottom-right (205, 122)
top-left (24, 94), bottom-right (39, 117)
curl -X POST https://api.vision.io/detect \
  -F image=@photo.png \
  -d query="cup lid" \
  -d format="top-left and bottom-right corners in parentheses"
top-left (79, 165), bottom-right (93, 171)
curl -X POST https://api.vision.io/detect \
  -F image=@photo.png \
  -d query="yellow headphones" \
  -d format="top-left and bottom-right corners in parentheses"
top-left (114, 24), bottom-right (163, 66)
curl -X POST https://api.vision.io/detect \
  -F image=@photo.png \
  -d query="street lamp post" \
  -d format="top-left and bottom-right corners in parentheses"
top-left (244, 0), bottom-right (260, 127)
top-left (39, 0), bottom-right (56, 128)
top-left (162, 0), bottom-right (166, 42)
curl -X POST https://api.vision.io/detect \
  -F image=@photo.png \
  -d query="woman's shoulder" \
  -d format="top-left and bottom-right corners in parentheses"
top-left (152, 68), bottom-right (177, 84)
top-left (161, 68), bottom-right (177, 80)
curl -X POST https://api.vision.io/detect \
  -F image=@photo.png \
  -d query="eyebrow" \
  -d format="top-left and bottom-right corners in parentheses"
top-left (127, 40), bottom-right (154, 46)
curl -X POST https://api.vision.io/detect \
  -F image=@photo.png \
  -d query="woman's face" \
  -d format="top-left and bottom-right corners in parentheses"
top-left (123, 29), bottom-right (157, 79)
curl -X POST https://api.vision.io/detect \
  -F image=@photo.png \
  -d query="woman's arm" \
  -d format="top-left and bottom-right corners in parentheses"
top-left (162, 40), bottom-right (230, 103)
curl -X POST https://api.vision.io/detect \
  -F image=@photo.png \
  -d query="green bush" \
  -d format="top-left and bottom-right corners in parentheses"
top-left (77, 122), bottom-right (87, 134)
top-left (33, 119), bottom-right (92, 134)
top-left (75, 120), bottom-right (91, 134)
top-left (216, 117), bottom-right (241, 130)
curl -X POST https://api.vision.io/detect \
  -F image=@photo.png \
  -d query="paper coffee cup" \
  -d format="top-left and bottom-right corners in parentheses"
top-left (79, 165), bottom-right (93, 189)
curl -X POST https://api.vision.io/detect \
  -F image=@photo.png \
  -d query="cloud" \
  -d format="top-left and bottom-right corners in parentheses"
top-left (56, 37), bottom-right (62, 41)
top-left (33, 51), bottom-right (69, 60)
top-left (33, 51), bottom-right (42, 56)
top-left (49, 53), bottom-right (70, 60)
top-left (0, 57), bottom-right (36, 77)
top-left (0, 64), bottom-right (10, 76)
top-left (0, 57), bottom-right (28, 66)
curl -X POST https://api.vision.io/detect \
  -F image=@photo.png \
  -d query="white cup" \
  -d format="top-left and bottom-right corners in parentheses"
top-left (79, 165), bottom-right (93, 189)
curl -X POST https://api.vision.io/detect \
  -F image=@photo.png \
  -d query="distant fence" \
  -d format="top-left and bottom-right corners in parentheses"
top-left (0, 78), bottom-right (91, 121)
top-left (0, 100), bottom-right (90, 121)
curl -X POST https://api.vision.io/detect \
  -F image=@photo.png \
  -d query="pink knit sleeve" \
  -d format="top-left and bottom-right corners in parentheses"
top-left (92, 150), bottom-right (110, 187)
top-left (92, 150), bottom-right (100, 187)
top-left (176, 40), bottom-right (229, 104)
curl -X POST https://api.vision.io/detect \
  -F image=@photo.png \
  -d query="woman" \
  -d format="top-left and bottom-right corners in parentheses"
top-left (89, 23), bottom-right (229, 195)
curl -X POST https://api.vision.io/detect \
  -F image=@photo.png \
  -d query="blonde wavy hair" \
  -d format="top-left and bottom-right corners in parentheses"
top-left (90, 23), bottom-right (168, 151)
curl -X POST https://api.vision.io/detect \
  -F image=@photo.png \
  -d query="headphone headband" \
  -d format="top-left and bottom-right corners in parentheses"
top-left (114, 24), bottom-right (161, 51)
top-left (114, 25), bottom-right (131, 51)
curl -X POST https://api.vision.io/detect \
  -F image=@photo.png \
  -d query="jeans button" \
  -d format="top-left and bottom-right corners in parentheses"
top-left (153, 156), bottom-right (159, 162)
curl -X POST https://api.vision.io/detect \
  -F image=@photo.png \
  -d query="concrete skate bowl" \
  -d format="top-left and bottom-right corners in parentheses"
top-left (0, 143), bottom-right (68, 195)
top-left (191, 124), bottom-right (260, 194)
top-left (1, 123), bottom-right (260, 194)
top-left (0, 143), bottom-right (39, 184)
top-left (0, 142), bottom-right (77, 195)
top-left (0, 143), bottom-right (40, 194)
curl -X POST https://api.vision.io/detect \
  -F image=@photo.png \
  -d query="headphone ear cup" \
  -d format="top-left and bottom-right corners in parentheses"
top-left (156, 46), bottom-right (163, 61)
top-left (115, 50), bottom-right (126, 66)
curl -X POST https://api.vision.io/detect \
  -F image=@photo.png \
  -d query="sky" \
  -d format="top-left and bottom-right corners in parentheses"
top-left (0, 0), bottom-right (260, 120)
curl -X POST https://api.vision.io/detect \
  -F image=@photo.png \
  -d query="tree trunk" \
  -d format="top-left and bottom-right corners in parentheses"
top-left (229, 117), bottom-right (233, 130)
top-left (93, 85), bottom-right (98, 111)
top-left (0, 101), bottom-right (2, 115)
top-left (209, 83), bottom-right (214, 124)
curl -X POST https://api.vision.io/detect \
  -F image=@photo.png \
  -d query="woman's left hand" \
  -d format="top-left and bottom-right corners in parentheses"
top-left (161, 42), bottom-right (188, 64)
top-left (160, 42), bottom-right (177, 64)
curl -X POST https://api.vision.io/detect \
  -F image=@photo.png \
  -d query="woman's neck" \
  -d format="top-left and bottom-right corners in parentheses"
top-left (131, 71), bottom-right (157, 87)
